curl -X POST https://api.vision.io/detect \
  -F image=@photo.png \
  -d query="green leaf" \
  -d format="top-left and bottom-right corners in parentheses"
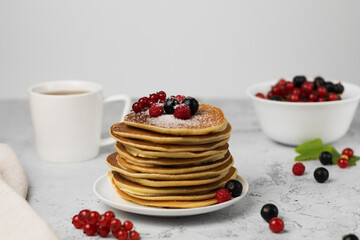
top-left (349, 156), bottom-right (360, 166)
top-left (295, 145), bottom-right (332, 162)
top-left (295, 138), bottom-right (323, 153)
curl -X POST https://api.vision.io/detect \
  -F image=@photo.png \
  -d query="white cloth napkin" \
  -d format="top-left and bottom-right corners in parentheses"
top-left (0, 143), bottom-right (61, 240)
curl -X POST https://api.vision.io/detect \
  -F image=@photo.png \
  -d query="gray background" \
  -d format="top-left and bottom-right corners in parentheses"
top-left (1, 0), bottom-right (360, 99)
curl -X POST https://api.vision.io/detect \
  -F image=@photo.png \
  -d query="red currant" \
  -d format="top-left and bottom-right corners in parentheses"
top-left (110, 218), bottom-right (122, 233)
top-left (272, 86), bottom-right (282, 96)
top-left (338, 158), bottom-right (349, 168)
top-left (328, 93), bottom-right (338, 101)
top-left (149, 93), bottom-right (159, 102)
top-left (158, 91), bottom-right (166, 102)
top-left (118, 229), bottom-right (128, 240)
top-left (285, 81), bottom-right (294, 93)
top-left (149, 103), bottom-right (164, 117)
top-left (269, 217), bottom-right (284, 233)
top-left (123, 220), bottom-right (134, 231)
top-left (78, 209), bottom-right (90, 225)
top-left (98, 214), bottom-right (110, 227)
top-left (83, 223), bottom-right (97, 236)
top-left (308, 93), bottom-right (318, 102)
top-left (316, 86), bottom-right (327, 97)
top-left (112, 229), bottom-right (119, 238)
top-left (130, 230), bottom-right (140, 240)
top-left (175, 95), bottom-right (186, 102)
top-left (138, 97), bottom-right (149, 109)
top-left (289, 94), bottom-right (299, 102)
top-left (148, 100), bottom-right (156, 107)
top-left (255, 93), bottom-right (265, 99)
top-left (292, 88), bottom-right (301, 95)
top-left (132, 102), bottom-right (142, 113)
top-left (86, 211), bottom-right (100, 225)
top-left (97, 225), bottom-right (110, 237)
top-left (318, 97), bottom-right (326, 102)
top-left (292, 163), bottom-right (305, 176)
top-left (301, 82), bottom-right (314, 95)
top-left (267, 91), bottom-right (274, 99)
top-left (72, 215), bottom-right (83, 229)
top-left (277, 79), bottom-right (286, 87)
top-left (342, 148), bottom-right (354, 159)
top-left (104, 210), bottom-right (115, 219)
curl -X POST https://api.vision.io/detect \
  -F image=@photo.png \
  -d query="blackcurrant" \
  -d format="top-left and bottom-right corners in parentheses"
top-left (182, 96), bottom-right (199, 115)
top-left (260, 203), bottom-right (279, 222)
top-left (343, 234), bottom-right (359, 240)
top-left (270, 96), bottom-right (282, 101)
top-left (333, 83), bottom-right (344, 94)
top-left (314, 76), bottom-right (325, 89)
top-left (319, 151), bottom-right (333, 165)
top-left (313, 167), bottom-right (329, 183)
top-left (225, 179), bottom-right (243, 197)
top-left (163, 98), bottom-right (180, 114)
top-left (293, 75), bottom-right (307, 88)
top-left (325, 82), bottom-right (336, 93)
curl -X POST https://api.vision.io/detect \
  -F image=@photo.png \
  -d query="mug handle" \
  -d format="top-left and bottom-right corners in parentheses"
top-left (100, 94), bottom-right (131, 147)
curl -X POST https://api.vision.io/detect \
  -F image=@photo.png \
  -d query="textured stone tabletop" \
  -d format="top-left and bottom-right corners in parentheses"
top-left (1, 99), bottom-right (360, 240)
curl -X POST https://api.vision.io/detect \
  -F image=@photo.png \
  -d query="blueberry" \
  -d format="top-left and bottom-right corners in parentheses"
top-left (181, 97), bottom-right (199, 115)
top-left (163, 98), bottom-right (180, 114)
top-left (314, 76), bottom-right (325, 89)
top-left (314, 167), bottom-right (329, 183)
top-left (225, 179), bottom-right (243, 197)
top-left (343, 234), bottom-right (359, 240)
top-left (270, 96), bottom-right (282, 101)
top-left (333, 83), bottom-right (344, 94)
top-left (260, 203), bottom-right (279, 222)
top-left (319, 151), bottom-right (333, 165)
top-left (293, 75), bottom-right (307, 88)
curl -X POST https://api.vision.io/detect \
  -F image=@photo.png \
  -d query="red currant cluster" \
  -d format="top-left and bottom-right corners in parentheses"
top-left (338, 148), bottom-right (354, 168)
top-left (132, 91), bottom-right (166, 114)
top-left (72, 209), bottom-right (140, 240)
top-left (256, 76), bottom-right (344, 102)
top-left (260, 204), bottom-right (284, 233)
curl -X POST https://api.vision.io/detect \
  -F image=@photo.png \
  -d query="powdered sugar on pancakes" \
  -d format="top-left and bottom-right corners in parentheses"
top-left (124, 104), bottom-right (224, 129)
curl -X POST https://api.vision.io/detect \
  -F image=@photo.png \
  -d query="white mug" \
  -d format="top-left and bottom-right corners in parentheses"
top-left (29, 80), bottom-right (131, 163)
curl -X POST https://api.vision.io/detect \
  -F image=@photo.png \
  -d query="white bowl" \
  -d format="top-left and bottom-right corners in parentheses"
top-left (247, 81), bottom-right (360, 145)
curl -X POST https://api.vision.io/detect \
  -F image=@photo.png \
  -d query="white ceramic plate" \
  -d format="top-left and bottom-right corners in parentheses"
top-left (93, 174), bottom-right (249, 217)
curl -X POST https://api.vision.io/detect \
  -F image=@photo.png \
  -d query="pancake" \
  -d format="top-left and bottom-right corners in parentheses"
top-left (112, 134), bottom-right (229, 152)
top-left (124, 104), bottom-right (228, 135)
top-left (116, 152), bottom-right (232, 174)
top-left (115, 142), bottom-right (227, 166)
top-left (109, 177), bottom-right (218, 208)
top-left (125, 143), bottom-right (229, 159)
top-left (106, 153), bottom-right (234, 182)
top-left (109, 167), bottom-right (237, 195)
top-left (111, 122), bottom-right (232, 145)
top-left (122, 189), bottom-right (217, 201)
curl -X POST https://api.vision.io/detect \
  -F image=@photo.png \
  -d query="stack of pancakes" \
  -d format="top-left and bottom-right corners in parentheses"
top-left (106, 103), bottom-right (238, 208)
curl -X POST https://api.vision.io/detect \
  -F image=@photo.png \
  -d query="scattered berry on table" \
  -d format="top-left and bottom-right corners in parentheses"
top-left (86, 211), bottom-right (99, 225)
top-left (269, 217), bottom-right (285, 233)
top-left (292, 163), bottom-right (305, 176)
top-left (83, 223), bottom-right (97, 236)
top-left (319, 151), bottom-right (333, 165)
top-left (225, 179), bottom-right (243, 197)
top-left (216, 188), bottom-right (232, 203)
top-left (149, 103), bottom-right (164, 117)
top-left (72, 215), bottom-right (83, 229)
top-left (343, 234), bottom-right (359, 240)
top-left (132, 102), bottom-right (142, 113)
top-left (98, 214), bottom-right (110, 227)
top-left (130, 230), bottom-right (140, 240)
top-left (338, 157), bottom-right (349, 168)
top-left (260, 203), bottom-right (279, 222)
top-left (174, 104), bottom-right (191, 120)
top-left (314, 167), bottom-right (329, 183)
top-left (123, 220), bottom-right (134, 231)
top-left (182, 96), bottom-right (199, 115)
top-left (110, 218), bottom-right (122, 233)
top-left (342, 148), bottom-right (354, 159)
top-left (97, 225), bottom-right (110, 237)
top-left (117, 229), bottom-right (129, 240)
top-left (78, 209), bottom-right (90, 225)
top-left (104, 210), bottom-right (115, 219)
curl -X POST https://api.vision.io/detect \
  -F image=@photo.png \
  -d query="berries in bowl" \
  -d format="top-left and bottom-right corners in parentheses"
top-left (247, 76), bottom-right (360, 145)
